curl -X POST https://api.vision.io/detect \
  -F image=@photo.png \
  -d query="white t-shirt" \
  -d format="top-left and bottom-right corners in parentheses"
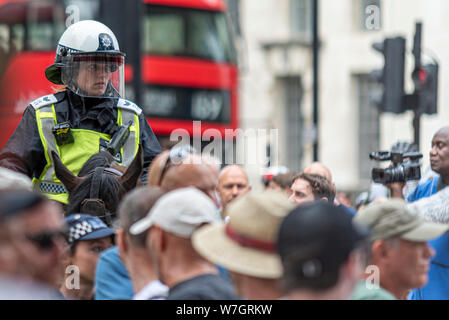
top-left (133, 280), bottom-right (168, 300)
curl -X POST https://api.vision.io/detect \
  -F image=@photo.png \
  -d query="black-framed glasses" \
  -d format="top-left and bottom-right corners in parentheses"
top-left (25, 231), bottom-right (66, 251)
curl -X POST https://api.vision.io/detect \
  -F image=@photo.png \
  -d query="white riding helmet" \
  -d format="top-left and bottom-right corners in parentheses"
top-left (45, 20), bottom-right (126, 99)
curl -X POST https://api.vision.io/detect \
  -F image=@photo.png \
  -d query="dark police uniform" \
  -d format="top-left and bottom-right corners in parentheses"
top-left (0, 90), bottom-right (161, 202)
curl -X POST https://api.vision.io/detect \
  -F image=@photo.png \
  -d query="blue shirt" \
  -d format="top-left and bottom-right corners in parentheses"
top-left (340, 204), bottom-right (357, 216)
top-left (407, 176), bottom-right (439, 203)
top-left (94, 246), bottom-right (134, 300)
top-left (409, 234), bottom-right (449, 300)
top-left (407, 175), bottom-right (449, 300)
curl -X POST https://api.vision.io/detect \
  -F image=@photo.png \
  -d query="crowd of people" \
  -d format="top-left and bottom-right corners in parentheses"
top-left (0, 20), bottom-right (449, 300)
top-left (1, 123), bottom-right (449, 300)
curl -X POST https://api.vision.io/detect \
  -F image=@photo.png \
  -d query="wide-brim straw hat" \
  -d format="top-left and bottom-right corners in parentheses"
top-left (192, 190), bottom-right (295, 279)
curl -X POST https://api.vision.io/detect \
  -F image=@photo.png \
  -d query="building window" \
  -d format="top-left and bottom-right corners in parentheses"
top-left (356, 74), bottom-right (380, 185)
top-left (282, 76), bottom-right (304, 173)
top-left (359, 0), bottom-right (381, 31)
top-left (290, 0), bottom-right (312, 38)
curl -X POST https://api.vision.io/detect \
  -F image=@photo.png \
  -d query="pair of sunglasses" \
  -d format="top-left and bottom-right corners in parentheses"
top-left (157, 145), bottom-right (196, 186)
top-left (25, 231), bottom-right (66, 251)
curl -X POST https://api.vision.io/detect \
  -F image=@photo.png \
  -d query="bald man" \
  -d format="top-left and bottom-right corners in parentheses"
top-left (303, 162), bottom-right (333, 183)
top-left (216, 165), bottom-right (251, 215)
top-left (147, 150), bottom-right (220, 206)
top-left (303, 162), bottom-right (334, 190)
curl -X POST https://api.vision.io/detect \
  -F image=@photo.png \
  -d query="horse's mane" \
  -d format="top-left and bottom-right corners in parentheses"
top-left (77, 151), bottom-right (116, 177)
top-left (65, 173), bottom-right (126, 217)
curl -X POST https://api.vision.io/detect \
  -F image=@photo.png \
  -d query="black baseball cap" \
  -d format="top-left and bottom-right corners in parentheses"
top-left (0, 190), bottom-right (47, 221)
top-left (277, 201), bottom-right (370, 291)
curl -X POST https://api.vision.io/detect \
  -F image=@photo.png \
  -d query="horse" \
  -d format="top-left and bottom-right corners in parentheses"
top-left (51, 146), bottom-right (143, 226)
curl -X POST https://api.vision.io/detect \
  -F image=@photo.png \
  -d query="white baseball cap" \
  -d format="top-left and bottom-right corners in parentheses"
top-left (129, 187), bottom-right (220, 238)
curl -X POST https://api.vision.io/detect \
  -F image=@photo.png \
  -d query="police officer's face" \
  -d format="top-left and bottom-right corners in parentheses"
top-left (77, 61), bottom-right (112, 96)
top-left (69, 237), bottom-right (113, 284)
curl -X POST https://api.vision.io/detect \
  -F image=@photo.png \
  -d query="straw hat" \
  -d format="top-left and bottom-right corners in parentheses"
top-left (192, 190), bottom-right (295, 279)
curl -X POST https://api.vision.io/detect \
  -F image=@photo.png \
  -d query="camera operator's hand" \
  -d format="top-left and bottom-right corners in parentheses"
top-left (386, 181), bottom-right (405, 199)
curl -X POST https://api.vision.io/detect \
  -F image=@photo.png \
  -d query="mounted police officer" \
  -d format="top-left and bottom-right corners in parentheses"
top-left (0, 20), bottom-right (162, 205)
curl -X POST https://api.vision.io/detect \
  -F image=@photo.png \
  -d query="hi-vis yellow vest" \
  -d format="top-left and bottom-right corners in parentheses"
top-left (31, 94), bottom-right (141, 204)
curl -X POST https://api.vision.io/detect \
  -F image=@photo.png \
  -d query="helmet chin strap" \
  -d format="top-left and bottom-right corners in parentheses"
top-left (106, 82), bottom-right (121, 97)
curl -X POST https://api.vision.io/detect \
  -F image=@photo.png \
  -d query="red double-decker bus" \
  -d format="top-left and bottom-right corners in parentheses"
top-left (0, 0), bottom-right (238, 149)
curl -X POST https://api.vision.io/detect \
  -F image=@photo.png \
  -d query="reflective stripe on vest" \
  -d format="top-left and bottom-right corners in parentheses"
top-left (117, 108), bottom-right (140, 166)
top-left (33, 104), bottom-right (139, 204)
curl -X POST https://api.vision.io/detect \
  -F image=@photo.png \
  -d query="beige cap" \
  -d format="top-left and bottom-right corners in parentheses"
top-left (129, 187), bottom-right (220, 238)
top-left (354, 199), bottom-right (449, 241)
top-left (192, 190), bottom-right (295, 279)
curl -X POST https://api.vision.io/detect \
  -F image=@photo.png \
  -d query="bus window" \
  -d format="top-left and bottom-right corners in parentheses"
top-left (214, 13), bottom-right (235, 63)
top-left (29, 22), bottom-right (57, 50)
top-left (0, 24), bottom-right (8, 52)
top-left (11, 24), bottom-right (24, 52)
top-left (188, 11), bottom-right (233, 62)
top-left (143, 5), bottom-right (236, 63)
top-left (143, 12), bottom-right (184, 55)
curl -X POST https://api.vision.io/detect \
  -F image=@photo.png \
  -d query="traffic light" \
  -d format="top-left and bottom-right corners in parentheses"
top-left (370, 37), bottom-right (406, 113)
top-left (414, 63), bottom-right (438, 114)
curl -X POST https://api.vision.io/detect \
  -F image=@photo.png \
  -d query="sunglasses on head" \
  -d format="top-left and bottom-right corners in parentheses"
top-left (25, 231), bottom-right (66, 251)
top-left (158, 145), bottom-right (196, 186)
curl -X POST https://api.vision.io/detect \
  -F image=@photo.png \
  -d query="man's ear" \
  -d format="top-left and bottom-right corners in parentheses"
top-left (116, 228), bottom-right (127, 259)
top-left (372, 239), bottom-right (390, 261)
top-left (146, 226), bottom-right (165, 254)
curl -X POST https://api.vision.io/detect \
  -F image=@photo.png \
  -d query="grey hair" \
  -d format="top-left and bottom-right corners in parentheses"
top-left (0, 167), bottom-right (32, 191)
top-left (118, 186), bottom-right (164, 247)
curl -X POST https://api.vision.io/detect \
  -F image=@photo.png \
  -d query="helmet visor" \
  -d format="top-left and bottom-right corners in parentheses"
top-left (61, 53), bottom-right (125, 98)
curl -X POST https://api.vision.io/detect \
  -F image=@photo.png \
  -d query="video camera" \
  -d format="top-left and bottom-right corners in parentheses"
top-left (369, 151), bottom-right (423, 184)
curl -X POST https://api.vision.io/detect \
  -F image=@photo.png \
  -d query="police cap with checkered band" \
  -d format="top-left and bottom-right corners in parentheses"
top-left (64, 214), bottom-right (115, 244)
